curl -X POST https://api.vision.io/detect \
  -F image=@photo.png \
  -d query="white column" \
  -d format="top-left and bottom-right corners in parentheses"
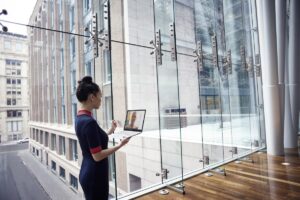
top-left (284, 0), bottom-right (300, 148)
top-left (256, 0), bottom-right (284, 155)
top-left (275, 0), bottom-right (286, 121)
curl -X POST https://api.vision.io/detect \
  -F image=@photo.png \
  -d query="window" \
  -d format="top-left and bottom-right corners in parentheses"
top-left (17, 79), bottom-right (21, 84)
top-left (7, 122), bottom-right (12, 132)
top-left (12, 79), bottom-right (16, 84)
top-left (7, 121), bottom-right (22, 132)
top-left (69, 6), bottom-right (75, 31)
top-left (85, 60), bottom-right (92, 76)
top-left (6, 110), bottom-right (22, 117)
top-left (45, 132), bottom-right (49, 147)
top-left (4, 41), bottom-right (11, 49)
top-left (51, 161), bottom-right (56, 172)
top-left (62, 105), bottom-right (66, 124)
top-left (7, 99), bottom-right (11, 105)
top-left (70, 174), bottom-right (78, 190)
top-left (72, 103), bottom-right (77, 123)
top-left (16, 43), bottom-right (22, 51)
top-left (40, 131), bottom-right (44, 144)
top-left (70, 139), bottom-right (78, 161)
top-left (5, 59), bottom-right (22, 65)
top-left (70, 37), bottom-right (76, 61)
top-left (17, 69), bottom-right (21, 75)
top-left (60, 48), bottom-right (64, 69)
top-left (32, 129), bottom-right (36, 140)
top-left (59, 167), bottom-right (65, 179)
top-left (51, 134), bottom-right (56, 151)
top-left (71, 70), bottom-right (76, 93)
top-left (7, 78), bottom-right (11, 84)
top-left (59, 136), bottom-right (65, 155)
top-left (36, 131), bottom-right (39, 142)
top-left (104, 51), bottom-right (111, 83)
top-left (84, 0), bottom-right (91, 14)
top-left (105, 96), bottom-right (112, 129)
top-left (6, 69), bottom-right (11, 75)
top-left (7, 91), bottom-right (11, 95)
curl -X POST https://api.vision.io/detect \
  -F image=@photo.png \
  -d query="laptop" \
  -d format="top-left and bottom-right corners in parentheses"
top-left (112, 109), bottom-right (146, 140)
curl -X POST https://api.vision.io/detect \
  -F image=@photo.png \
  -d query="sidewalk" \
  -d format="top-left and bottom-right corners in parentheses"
top-left (0, 140), bottom-right (18, 146)
top-left (19, 150), bottom-right (83, 200)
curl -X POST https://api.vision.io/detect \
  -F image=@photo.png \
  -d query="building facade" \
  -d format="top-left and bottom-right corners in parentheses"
top-left (0, 31), bottom-right (29, 143)
top-left (28, 0), bottom-right (265, 199)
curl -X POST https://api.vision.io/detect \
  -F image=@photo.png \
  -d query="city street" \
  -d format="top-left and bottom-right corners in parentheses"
top-left (0, 143), bottom-right (50, 200)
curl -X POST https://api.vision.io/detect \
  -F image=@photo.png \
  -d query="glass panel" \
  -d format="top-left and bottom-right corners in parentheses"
top-left (108, 0), bottom-right (162, 198)
top-left (193, 0), bottom-right (225, 167)
top-left (154, 0), bottom-right (184, 185)
top-left (173, 1), bottom-right (205, 174)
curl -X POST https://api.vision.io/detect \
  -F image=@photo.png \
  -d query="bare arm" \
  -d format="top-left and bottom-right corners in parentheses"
top-left (91, 137), bottom-right (129, 162)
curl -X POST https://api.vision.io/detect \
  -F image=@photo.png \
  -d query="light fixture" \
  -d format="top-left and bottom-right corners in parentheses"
top-left (281, 162), bottom-right (290, 166)
top-left (0, 9), bottom-right (7, 15)
top-left (0, 9), bottom-right (8, 32)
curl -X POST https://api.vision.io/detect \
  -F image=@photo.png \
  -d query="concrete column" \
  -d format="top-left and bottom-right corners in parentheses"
top-left (284, 0), bottom-right (300, 148)
top-left (256, 0), bottom-right (284, 155)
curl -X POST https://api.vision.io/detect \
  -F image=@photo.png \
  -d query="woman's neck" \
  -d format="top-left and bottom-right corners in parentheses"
top-left (80, 104), bottom-right (93, 112)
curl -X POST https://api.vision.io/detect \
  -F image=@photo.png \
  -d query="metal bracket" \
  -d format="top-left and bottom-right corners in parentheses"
top-left (229, 146), bottom-right (238, 155)
top-left (193, 41), bottom-right (204, 71)
top-left (169, 22), bottom-right (177, 61)
top-left (240, 45), bottom-right (246, 71)
top-left (84, 2), bottom-right (110, 57)
top-left (254, 54), bottom-right (261, 77)
top-left (84, 13), bottom-right (101, 58)
top-left (237, 156), bottom-right (254, 164)
top-left (156, 168), bottom-right (169, 179)
top-left (211, 35), bottom-right (218, 68)
top-left (199, 155), bottom-right (209, 165)
top-left (150, 30), bottom-right (163, 65)
top-left (226, 50), bottom-right (232, 74)
top-left (103, 1), bottom-right (110, 50)
top-left (247, 56), bottom-right (254, 77)
top-left (209, 167), bottom-right (226, 176)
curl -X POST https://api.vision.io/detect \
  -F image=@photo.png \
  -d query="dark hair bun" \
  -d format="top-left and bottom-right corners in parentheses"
top-left (76, 76), bottom-right (100, 102)
top-left (78, 76), bottom-right (93, 85)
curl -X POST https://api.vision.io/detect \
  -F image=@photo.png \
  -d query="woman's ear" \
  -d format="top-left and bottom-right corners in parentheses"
top-left (87, 93), bottom-right (94, 102)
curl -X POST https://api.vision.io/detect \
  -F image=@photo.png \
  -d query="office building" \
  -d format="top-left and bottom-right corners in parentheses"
top-left (0, 31), bottom-right (29, 143)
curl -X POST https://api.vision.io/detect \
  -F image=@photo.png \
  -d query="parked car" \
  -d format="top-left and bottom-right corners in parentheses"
top-left (17, 138), bottom-right (29, 144)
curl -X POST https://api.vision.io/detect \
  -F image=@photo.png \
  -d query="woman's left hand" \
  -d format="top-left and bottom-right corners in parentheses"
top-left (109, 120), bottom-right (117, 134)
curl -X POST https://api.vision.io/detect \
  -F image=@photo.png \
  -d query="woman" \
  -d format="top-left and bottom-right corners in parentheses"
top-left (75, 76), bottom-right (129, 200)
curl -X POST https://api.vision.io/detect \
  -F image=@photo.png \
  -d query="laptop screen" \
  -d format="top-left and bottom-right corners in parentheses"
top-left (124, 110), bottom-right (146, 132)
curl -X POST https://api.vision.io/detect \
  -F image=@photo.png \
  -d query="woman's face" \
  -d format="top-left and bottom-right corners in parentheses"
top-left (91, 91), bottom-right (102, 109)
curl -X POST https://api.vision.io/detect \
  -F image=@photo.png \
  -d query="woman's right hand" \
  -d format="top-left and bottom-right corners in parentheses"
top-left (119, 137), bottom-right (130, 147)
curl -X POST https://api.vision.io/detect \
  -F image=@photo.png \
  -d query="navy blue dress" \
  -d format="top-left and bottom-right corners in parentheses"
top-left (75, 110), bottom-right (109, 200)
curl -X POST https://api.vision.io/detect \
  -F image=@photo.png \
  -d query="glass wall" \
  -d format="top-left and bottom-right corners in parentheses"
top-left (25, 0), bottom-right (265, 199)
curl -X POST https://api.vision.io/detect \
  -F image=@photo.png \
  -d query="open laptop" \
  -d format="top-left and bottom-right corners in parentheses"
top-left (113, 109), bottom-right (146, 140)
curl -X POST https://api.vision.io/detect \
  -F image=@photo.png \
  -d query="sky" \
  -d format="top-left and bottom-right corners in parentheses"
top-left (0, 0), bottom-right (37, 35)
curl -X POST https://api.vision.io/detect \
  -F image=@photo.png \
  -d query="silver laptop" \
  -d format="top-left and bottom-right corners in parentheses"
top-left (113, 109), bottom-right (146, 140)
